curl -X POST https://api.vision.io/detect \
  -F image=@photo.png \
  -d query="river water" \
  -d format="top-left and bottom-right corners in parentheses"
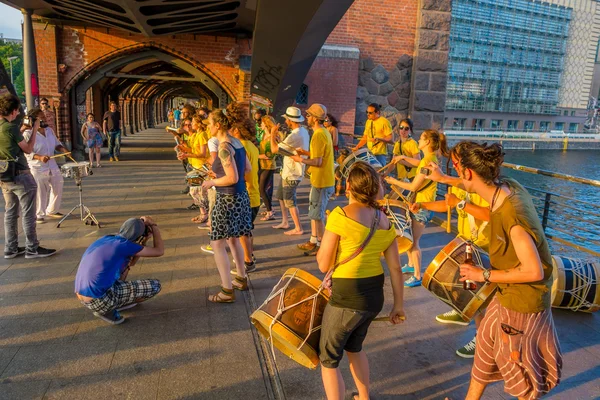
top-left (500, 150), bottom-right (600, 255)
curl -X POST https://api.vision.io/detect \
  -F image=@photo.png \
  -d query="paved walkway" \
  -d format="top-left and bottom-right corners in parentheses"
top-left (0, 126), bottom-right (598, 400)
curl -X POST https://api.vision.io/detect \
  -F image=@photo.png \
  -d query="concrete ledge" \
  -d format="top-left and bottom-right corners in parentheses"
top-left (318, 44), bottom-right (360, 59)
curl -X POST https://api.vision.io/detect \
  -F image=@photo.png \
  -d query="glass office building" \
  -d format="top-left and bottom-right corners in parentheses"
top-left (446, 0), bottom-right (572, 116)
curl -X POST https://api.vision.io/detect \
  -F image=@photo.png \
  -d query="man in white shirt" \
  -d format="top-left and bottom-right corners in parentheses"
top-left (23, 108), bottom-right (69, 223)
top-left (270, 107), bottom-right (310, 235)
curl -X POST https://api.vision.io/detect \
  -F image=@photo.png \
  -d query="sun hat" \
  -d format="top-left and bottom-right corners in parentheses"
top-left (305, 104), bottom-right (327, 120)
top-left (281, 106), bottom-right (305, 123)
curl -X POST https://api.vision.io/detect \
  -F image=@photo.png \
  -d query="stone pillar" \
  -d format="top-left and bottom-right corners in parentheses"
top-left (122, 98), bottom-right (130, 134)
top-left (410, 0), bottom-right (452, 132)
top-left (22, 9), bottom-right (40, 110)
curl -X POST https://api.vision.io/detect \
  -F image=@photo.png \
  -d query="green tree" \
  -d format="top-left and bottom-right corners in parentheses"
top-left (0, 42), bottom-right (25, 99)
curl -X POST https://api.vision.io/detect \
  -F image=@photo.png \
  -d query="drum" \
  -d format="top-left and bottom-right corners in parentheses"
top-left (186, 166), bottom-right (209, 187)
top-left (278, 142), bottom-right (297, 157)
top-left (339, 148), bottom-right (382, 179)
top-left (551, 256), bottom-right (600, 313)
top-left (379, 199), bottom-right (413, 254)
top-left (60, 162), bottom-right (92, 179)
top-left (423, 237), bottom-right (497, 322)
top-left (250, 268), bottom-right (329, 369)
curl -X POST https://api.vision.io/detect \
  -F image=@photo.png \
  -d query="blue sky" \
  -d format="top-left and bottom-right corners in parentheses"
top-left (0, 4), bottom-right (23, 39)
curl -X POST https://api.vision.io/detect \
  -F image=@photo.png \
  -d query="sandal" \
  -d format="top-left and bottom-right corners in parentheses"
top-left (260, 211), bottom-right (275, 221)
top-left (232, 276), bottom-right (248, 291)
top-left (208, 287), bottom-right (235, 303)
top-left (191, 214), bottom-right (208, 224)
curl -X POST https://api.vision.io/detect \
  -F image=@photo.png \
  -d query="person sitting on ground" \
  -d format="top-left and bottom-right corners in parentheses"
top-left (74, 216), bottom-right (164, 324)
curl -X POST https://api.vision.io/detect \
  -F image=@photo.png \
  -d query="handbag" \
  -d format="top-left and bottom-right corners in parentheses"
top-left (322, 208), bottom-right (381, 295)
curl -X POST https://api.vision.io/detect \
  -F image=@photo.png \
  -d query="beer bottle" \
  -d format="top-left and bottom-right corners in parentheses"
top-left (463, 241), bottom-right (477, 291)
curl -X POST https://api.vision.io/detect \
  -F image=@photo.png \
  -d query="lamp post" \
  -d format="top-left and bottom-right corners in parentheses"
top-left (8, 56), bottom-right (18, 85)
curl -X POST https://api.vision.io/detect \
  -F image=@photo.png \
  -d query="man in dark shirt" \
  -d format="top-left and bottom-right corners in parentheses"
top-left (0, 94), bottom-right (57, 259)
top-left (103, 101), bottom-right (122, 162)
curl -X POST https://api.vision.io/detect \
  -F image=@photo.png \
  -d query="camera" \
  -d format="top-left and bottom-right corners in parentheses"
top-left (39, 120), bottom-right (48, 128)
top-left (23, 116), bottom-right (35, 126)
top-left (420, 167), bottom-right (431, 176)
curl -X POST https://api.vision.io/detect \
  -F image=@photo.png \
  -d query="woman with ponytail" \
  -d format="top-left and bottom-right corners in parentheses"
top-left (317, 162), bottom-right (405, 400)
top-left (385, 129), bottom-right (449, 287)
top-left (448, 141), bottom-right (562, 399)
top-left (201, 107), bottom-right (253, 303)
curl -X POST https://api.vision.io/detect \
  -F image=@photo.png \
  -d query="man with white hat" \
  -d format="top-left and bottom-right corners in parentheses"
top-left (270, 107), bottom-right (310, 235)
top-left (291, 104), bottom-right (335, 255)
top-left (74, 216), bottom-right (164, 324)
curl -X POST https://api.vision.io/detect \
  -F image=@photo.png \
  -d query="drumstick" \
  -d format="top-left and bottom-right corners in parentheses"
top-left (49, 152), bottom-right (71, 159)
top-left (377, 161), bottom-right (394, 175)
top-left (373, 315), bottom-right (406, 322)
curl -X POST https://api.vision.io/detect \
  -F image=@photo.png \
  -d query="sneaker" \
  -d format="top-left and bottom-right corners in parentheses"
top-left (114, 156), bottom-right (120, 162)
top-left (435, 309), bottom-right (469, 326)
top-left (46, 212), bottom-right (64, 218)
top-left (117, 303), bottom-right (138, 312)
top-left (186, 203), bottom-right (199, 210)
top-left (36, 217), bottom-right (45, 224)
top-left (401, 264), bottom-right (414, 273)
top-left (303, 245), bottom-right (320, 256)
top-left (298, 241), bottom-right (317, 251)
top-left (109, 157), bottom-right (114, 162)
top-left (456, 337), bottom-right (476, 358)
top-left (25, 246), bottom-right (57, 259)
top-left (201, 245), bottom-right (214, 255)
top-left (4, 247), bottom-right (26, 259)
top-left (245, 261), bottom-right (257, 273)
top-left (93, 309), bottom-right (125, 325)
top-left (404, 276), bottom-right (422, 287)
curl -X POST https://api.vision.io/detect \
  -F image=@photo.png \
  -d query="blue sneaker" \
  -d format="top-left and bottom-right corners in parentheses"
top-left (404, 276), bottom-right (422, 288)
top-left (401, 264), bottom-right (414, 273)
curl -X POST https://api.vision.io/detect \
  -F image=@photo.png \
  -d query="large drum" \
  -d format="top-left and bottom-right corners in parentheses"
top-left (379, 199), bottom-right (413, 254)
top-left (551, 256), bottom-right (600, 313)
top-left (60, 162), bottom-right (92, 179)
top-left (250, 268), bottom-right (329, 369)
top-left (339, 148), bottom-right (382, 179)
top-left (423, 237), bottom-right (497, 322)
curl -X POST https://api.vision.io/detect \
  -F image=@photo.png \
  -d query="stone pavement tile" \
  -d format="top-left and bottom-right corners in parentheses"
top-left (43, 371), bottom-right (160, 400)
top-left (209, 330), bottom-right (261, 366)
top-left (42, 295), bottom-right (88, 318)
top-left (110, 336), bottom-right (211, 375)
top-left (0, 380), bottom-right (50, 400)
top-left (0, 263), bottom-right (76, 280)
top-left (0, 276), bottom-right (31, 296)
top-left (0, 347), bottom-right (19, 376)
top-left (1, 341), bottom-right (116, 382)
top-left (207, 299), bottom-right (254, 334)
top-left (21, 276), bottom-right (77, 295)
top-left (0, 314), bottom-right (84, 346)
top-left (71, 311), bottom-right (169, 345)
top-left (0, 294), bottom-right (59, 320)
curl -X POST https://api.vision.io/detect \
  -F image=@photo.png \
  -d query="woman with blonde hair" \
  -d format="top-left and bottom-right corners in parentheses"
top-left (201, 107), bottom-right (253, 302)
top-left (317, 162), bottom-right (405, 400)
top-left (385, 129), bottom-right (449, 287)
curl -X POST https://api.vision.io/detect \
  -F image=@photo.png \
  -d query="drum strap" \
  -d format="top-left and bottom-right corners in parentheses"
top-left (465, 194), bottom-right (489, 242)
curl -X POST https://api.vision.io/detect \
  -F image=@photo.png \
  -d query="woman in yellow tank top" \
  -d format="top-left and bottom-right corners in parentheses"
top-left (317, 162), bottom-right (405, 400)
top-left (384, 129), bottom-right (449, 288)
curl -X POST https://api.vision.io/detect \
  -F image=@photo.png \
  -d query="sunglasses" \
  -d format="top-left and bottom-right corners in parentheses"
top-left (366, 111), bottom-right (376, 115)
top-left (399, 126), bottom-right (410, 131)
top-left (501, 323), bottom-right (523, 336)
top-left (41, 103), bottom-right (48, 106)
top-left (324, 119), bottom-right (330, 123)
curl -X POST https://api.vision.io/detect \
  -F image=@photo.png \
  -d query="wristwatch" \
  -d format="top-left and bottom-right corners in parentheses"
top-left (483, 269), bottom-right (491, 283)
top-left (456, 200), bottom-right (466, 210)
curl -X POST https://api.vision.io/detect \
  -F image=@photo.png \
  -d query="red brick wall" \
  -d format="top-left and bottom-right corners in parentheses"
top-left (326, 0), bottom-right (419, 70)
top-left (302, 57), bottom-right (358, 134)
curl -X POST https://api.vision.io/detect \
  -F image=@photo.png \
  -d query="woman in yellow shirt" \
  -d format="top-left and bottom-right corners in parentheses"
top-left (391, 118), bottom-right (420, 180)
top-left (317, 162), bottom-right (405, 400)
top-left (385, 129), bottom-right (449, 287)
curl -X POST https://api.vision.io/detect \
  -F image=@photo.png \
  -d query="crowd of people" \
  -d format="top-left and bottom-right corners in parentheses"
top-left (0, 91), bottom-right (564, 400)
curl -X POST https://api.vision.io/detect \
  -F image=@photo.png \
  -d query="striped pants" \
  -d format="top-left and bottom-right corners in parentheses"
top-left (472, 297), bottom-right (562, 399)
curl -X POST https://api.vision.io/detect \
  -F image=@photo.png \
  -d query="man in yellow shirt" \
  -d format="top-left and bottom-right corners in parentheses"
top-left (291, 103), bottom-right (335, 255)
top-left (352, 103), bottom-right (393, 166)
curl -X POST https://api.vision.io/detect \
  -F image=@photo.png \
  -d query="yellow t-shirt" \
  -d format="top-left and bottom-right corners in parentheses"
top-left (451, 187), bottom-right (490, 251)
top-left (326, 207), bottom-right (397, 279)
top-left (241, 140), bottom-right (260, 208)
top-left (309, 127), bottom-right (335, 188)
top-left (188, 132), bottom-right (208, 169)
top-left (363, 117), bottom-right (392, 155)
top-left (414, 154), bottom-right (438, 203)
top-left (393, 138), bottom-right (420, 179)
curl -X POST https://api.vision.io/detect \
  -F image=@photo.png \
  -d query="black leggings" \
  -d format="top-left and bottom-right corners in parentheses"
top-left (259, 169), bottom-right (275, 211)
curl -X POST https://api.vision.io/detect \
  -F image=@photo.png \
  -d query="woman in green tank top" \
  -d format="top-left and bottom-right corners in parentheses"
top-left (451, 141), bottom-right (562, 400)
